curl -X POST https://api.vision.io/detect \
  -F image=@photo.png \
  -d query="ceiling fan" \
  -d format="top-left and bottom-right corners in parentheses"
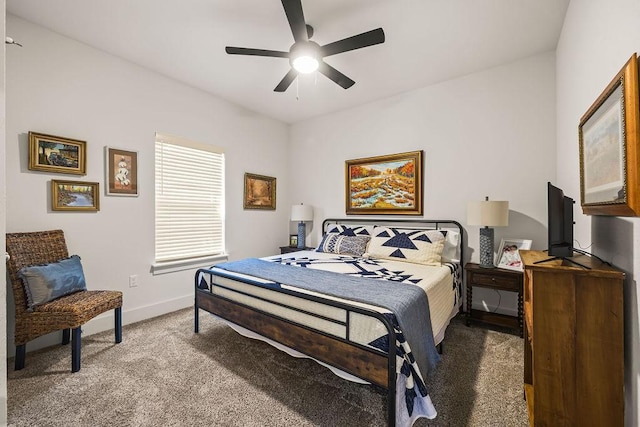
top-left (225, 0), bottom-right (385, 92)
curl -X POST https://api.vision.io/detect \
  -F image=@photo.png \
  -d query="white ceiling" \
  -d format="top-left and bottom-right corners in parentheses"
top-left (6, 0), bottom-right (570, 124)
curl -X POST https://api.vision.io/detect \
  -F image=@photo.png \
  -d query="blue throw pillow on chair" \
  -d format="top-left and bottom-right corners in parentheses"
top-left (18, 255), bottom-right (88, 310)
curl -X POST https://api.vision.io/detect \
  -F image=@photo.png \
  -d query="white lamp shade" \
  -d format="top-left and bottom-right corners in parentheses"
top-left (467, 200), bottom-right (509, 227)
top-left (291, 204), bottom-right (313, 222)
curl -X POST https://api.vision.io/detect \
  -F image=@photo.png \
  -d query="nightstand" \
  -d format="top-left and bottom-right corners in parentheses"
top-left (465, 262), bottom-right (523, 337)
top-left (279, 246), bottom-right (314, 254)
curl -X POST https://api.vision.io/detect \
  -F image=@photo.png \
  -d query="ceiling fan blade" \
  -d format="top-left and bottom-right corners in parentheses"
top-left (318, 61), bottom-right (355, 89)
top-left (225, 46), bottom-right (289, 58)
top-left (320, 28), bottom-right (385, 57)
top-left (274, 69), bottom-right (299, 92)
top-left (281, 0), bottom-right (308, 42)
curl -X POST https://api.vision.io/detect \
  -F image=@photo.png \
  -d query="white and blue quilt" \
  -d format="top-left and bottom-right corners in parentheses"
top-left (205, 253), bottom-right (461, 426)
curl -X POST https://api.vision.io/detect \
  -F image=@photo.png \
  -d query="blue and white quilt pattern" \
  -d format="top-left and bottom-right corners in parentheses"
top-left (272, 254), bottom-right (461, 310)
top-left (276, 255), bottom-right (425, 284)
top-left (264, 254), bottom-right (461, 424)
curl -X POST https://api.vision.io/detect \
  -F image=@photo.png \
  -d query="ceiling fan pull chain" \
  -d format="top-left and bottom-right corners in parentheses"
top-left (296, 78), bottom-right (299, 100)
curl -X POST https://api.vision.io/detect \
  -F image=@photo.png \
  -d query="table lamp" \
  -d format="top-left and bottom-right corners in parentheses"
top-left (467, 197), bottom-right (509, 268)
top-left (290, 203), bottom-right (313, 249)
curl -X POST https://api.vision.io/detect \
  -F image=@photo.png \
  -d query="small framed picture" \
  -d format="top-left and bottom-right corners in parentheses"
top-left (105, 146), bottom-right (138, 196)
top-left (29, 131), bottom-right (87, 175)
top-left (51, 180), bottom-right (100, 211)
top-left (289, 234), bottom-right (298, 247)
top-left (243, 172), bottom-right (276, 210)
top-left (496, 238), bottom-right (533, 271)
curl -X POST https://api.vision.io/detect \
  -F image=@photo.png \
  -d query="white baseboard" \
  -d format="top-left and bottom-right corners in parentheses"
top-left (6, 294), bottom-right (193, 358)
top-left (83, 294), bottom-right (193, 335)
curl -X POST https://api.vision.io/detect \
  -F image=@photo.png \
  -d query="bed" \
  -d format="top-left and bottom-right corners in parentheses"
top-left (194, 218), bottom-right (464, 426)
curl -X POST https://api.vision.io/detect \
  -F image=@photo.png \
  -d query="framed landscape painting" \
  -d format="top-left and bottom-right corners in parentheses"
top-left (51, 180), bottom-right (100, 211)
top-left (243, 173), bottom-right (276, 210)
top-left (345, 150), bottom-right (423, 215)
top-left (29, 131), bottom-right (87, 175)
top-left (579, 52), bottom-right (640, 216)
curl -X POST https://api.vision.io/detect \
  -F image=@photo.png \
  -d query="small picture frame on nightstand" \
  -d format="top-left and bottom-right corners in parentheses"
top-left (289, 234), bottom-right (298, 247)
top-left (496, 238), bottom-right (532, 271)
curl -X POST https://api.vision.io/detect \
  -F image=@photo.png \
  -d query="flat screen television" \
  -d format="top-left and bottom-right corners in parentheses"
top-left (547, 182), bottom-right (574, 258)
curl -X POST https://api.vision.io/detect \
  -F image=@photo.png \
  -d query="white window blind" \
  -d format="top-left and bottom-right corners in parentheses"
top-left (155, 133), bottom-right (225, 263)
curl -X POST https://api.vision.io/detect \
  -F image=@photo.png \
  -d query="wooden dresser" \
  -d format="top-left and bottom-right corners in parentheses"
top-left (520, 250), bottom-right (624, 426)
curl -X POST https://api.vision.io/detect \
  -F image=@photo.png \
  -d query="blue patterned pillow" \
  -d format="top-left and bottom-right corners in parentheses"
top-left (18, 255), bottom-right (87, 310)
top-left (366, 227), bottom-right (446, 266)
top-left (316, 233), bottom-right (371, 256)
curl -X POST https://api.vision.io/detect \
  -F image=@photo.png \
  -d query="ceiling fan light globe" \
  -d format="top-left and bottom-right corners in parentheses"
top-left (292, 56), bottom-right (319, 74)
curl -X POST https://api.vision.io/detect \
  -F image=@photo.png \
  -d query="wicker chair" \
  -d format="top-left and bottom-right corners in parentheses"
top-left (6, 229), bottom-right (123, 373)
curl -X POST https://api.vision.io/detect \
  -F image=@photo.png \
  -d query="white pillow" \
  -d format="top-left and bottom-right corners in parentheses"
top-left (440, 229), bottom-right (461, 263)
top-left (365, 226), bottom-right (446, 266)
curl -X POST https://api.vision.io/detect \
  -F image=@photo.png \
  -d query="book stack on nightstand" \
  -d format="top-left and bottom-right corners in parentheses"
top-left (464, 262), bottom-right (523, 336)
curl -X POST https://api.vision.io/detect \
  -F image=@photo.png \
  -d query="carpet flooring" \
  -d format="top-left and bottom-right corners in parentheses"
top-left (7, 308), bottom-right (528, 426)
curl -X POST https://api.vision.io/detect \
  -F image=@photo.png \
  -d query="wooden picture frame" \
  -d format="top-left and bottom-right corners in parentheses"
top-left (243, 173), bottom-right (276, 210)
top-left (496, 238), bottom-right (532, 271)
top-left (579, 53), bottom-right (640, 216)
top-left (29, 132), bottom-right (87, 175)
top-left (289, 234), bottom-right (298, 247)
top-left (345, 150), bottom-right (423, 215)
top-left (51, 180), bottom-right (100, 211)
top-left (105, 146), bottom-right (138, 196)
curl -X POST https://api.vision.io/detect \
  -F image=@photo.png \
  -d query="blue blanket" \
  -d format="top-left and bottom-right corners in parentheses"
top-left (214, 258), bottom-right (441, 379)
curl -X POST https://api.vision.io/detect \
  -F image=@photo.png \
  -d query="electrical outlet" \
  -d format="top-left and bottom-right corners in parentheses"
top-left (129, 274), bottom-right (139, 288)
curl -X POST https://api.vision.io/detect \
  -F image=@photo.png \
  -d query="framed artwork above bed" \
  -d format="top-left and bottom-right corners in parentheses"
top-left (345, 150), bottom-right (423, 215)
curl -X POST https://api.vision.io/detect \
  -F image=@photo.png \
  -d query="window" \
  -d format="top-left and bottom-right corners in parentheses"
top-left (154, 133), bottom-right (225, 267)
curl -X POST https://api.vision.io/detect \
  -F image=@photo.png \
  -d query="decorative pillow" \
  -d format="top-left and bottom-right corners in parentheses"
top-left (18, 255), bottom-right (87, 310)
top-left (440, 229), bottom-right (461, 263)
top-left (365, 227), bottom-right (446, 266)
top-left (325, 224), bottom-right (374, 237)
top-left (316, 233), bottom-right (371, 256)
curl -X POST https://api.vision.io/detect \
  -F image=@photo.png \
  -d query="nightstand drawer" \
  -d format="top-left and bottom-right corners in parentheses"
top-left (469, 272), bottom-right (520, 291)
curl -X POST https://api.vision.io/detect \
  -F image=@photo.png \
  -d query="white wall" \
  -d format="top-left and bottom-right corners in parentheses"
top-left (5, 15), bottom-right (290, 356)
top-left (289, 52), bottom-right (557, 316)
top-left (556, 1), bottom-right (640, 425)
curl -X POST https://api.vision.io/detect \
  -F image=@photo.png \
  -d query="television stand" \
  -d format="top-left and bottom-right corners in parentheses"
top-left (533, 256), bottom-right (591, 270)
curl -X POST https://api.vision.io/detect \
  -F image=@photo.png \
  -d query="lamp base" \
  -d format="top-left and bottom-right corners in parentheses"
top-left (297, 221), bottom-right (306, 249)
top-left (479, 227), bottom-right (495, 268)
